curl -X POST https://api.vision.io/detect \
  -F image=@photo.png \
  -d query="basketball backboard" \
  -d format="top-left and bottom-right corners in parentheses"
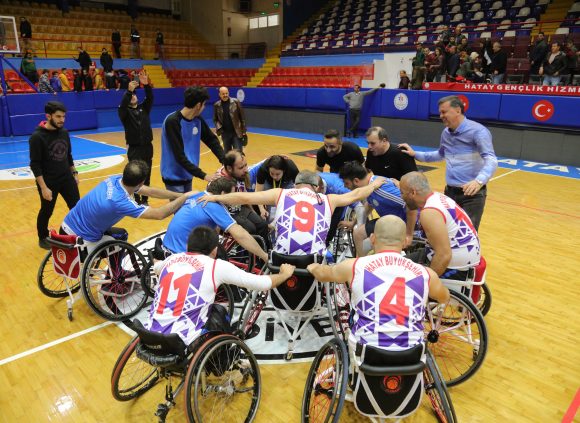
top-left (0, 16), bottom-right (20, 54)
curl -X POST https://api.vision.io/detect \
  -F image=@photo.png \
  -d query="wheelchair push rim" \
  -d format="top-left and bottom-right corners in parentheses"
top-left (424, 349), bottom-right (457, 423)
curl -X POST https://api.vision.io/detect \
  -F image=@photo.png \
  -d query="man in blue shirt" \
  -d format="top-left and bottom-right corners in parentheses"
top-left (161, 86), bottom-right (225, 193)
top-left (339, 161), bottom-right (416, 257)
top-left (62, 160), bottom-right (193, 254)
top-left (399, 95), bottom-right (498, 230)
top-left (162, 177), bottom-right (268, 262)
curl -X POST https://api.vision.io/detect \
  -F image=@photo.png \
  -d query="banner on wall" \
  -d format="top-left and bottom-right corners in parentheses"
top-left (423, 82), bottom-right (580, 97)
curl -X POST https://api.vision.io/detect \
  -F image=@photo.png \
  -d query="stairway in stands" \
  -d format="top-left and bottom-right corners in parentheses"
top-left (532, 0), bottom-right (575, 36)
top-left (246, 47), bottom-right (281, 87)
top-left (143, 65), bottom-right (172, 88)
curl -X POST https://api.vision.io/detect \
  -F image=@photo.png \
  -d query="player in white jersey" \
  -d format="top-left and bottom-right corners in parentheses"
top-left (400, 171), bottom-right (481, 276)
top-left (308, 215), bottom-right (449, 351)
top-left (198, 170), bottom-right (387, 256)
top-left (145, 226), bottom-right (295, 347)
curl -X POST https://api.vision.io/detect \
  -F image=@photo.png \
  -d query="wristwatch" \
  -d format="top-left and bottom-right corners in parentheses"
top-left (475, 179), bottom-right (483, 186)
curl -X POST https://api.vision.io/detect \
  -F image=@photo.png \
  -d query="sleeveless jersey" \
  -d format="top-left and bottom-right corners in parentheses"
top-left (273, 188), bottom-right (332, 255)
top-left (423, 192), bottom-right (481, 269)
top-left (350, 251), bottom-right (431, 351)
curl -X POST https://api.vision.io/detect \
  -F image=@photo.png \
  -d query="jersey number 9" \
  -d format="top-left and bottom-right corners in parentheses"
top-left (294, 201), bottom-right (315, 233)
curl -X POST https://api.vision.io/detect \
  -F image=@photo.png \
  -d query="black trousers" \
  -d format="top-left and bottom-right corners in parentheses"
top-left (112, 42), bottom-right (121, 58)
top-left (444, 185), bottom-right (487, 232)
top-left (222, 130), bottom-right (243, 152)
top-left (36, 176), bottom-right (80, 241)
top-left (326, 206), bottom-right (345, 246)
top-left (233, 207), bottom-right (269, 246)
top-left (128, 143), bottom-right (153, 203)
top-left (348, 108), bottom-right (361, 136)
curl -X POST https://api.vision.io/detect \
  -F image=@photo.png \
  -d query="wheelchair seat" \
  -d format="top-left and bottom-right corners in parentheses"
top-left (270, 251), bottom-right (322, 311)
top-left (105, 227), bottom-right (128, 241)
top-left (353, 342), bottom-right (426, 419)
top-left (47, 230), bottom-right (83, 279)
top-left (131, 320), bottom-right (189, 369)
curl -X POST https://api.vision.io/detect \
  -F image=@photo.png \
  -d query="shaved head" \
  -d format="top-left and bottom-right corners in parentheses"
top-left (218, 86), bottom-right (230, 101)
top-left (372, 215), bottom-right (407, 249)
top-left (400, 171), bottom-right (432, 210)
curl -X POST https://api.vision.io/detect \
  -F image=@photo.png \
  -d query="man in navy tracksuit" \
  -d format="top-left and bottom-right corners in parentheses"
top-left (161, 86), bottom-right (225, 193)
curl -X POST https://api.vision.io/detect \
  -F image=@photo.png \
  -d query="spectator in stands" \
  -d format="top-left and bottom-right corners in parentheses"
top-left (457, 50), bottom-right (473, 80)
top-left (58, 68), bottom-right (71, 92)
top-left (454, 26), bottom-right (467, 44)
top-left (447, 35), bottom-right (457, 48)
top-left (489, 42), bottom-right (507, 84)
top-left (399, 70), bottom-right (410, 89)
top-left (457, 37), bottom-right (470, 54)
top-left (72, 69), bottom-right (82, 92)
top-left (74, 47), bottom-right (92, 72)
top-left (429, 47), bottom-right (445, 82)
top-left (161, 86), bottom-right (225, 192)
top-left (100, 48), bottom-right (114, 73)
top-left (213, 86), bottom-right (247, 153)
top-left (436, 25), bottom-right (451, 47)
top-left (20, 52), bottom-right (38, 84)
top-left (472, 62), bottom-right (486, 83)
top-left (411, 42), bottom-right (426, 90)
top-left (130, 24), bottom-right (141, 59)
top-left (38, 69), bottom-right (55, 94)
top-left (19, 17), bottom-right (32, 54)
top-left (82, 69), bottom-right (93, 91)
top-left (399, 95), bottom-right (498, 231)
top-left (94, 68), bottom-right (104, 90)
top-left (119, 71), bottom-right (154, 205)
top-left (365, 126), bottom-right (417, 180)
top-left (563, 39), bottom-right (578, 82)
top-left (530, 32), bottom-right (548, 76)
top-left (424, 48), bottom-right (437, 82)
top-left (446, 45), bottom-right (460, 80)
top-left (479, 38), bottom-right (493, 75)
top-left (111, 28), bottom-right (122, 58)
top-left (105, 70), bottom-right (117, 90)
top-left (155, 28), bottom-right (165, 60)
top-left (117, 69), bottom-right (130, 90)
top-left (29, 101), bottom-right (80, 249)
top-left (540, 42), bottom-right (567, 86)
top-left (343, 82), bottom-right (385, 138)
top-left (50, 71), bottom-right (62, 92)
top-left (315, 129), bottom-right (364, 173)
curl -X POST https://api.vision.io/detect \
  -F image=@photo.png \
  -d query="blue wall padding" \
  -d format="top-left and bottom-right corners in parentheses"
top-left (499, 94), bottom-right (580, 128)
top-left (378, 90), bottom-right (421, 119)
top-left (241, 88), bottom-right (308, 108)
top-left (10, 109), bottom-right (97, 135)
top-left (305, 88), bottom-right (349, 111)
top-left (429, 91), bottom-right (502, 121)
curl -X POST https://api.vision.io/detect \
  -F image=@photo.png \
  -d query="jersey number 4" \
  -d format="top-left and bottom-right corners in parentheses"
top-left (294, 201), bottom-right (315, 232)
top-left (156, 272), bottom-right (190, 316)
top-left (379, 277), bottom-right (409, 325)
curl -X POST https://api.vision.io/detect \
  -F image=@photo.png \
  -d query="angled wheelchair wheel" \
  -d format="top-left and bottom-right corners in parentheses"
top-left (302, 338), bottom-right (348, 423)
top-left (424, 349), bottom-right (457, 423)
top-left (140, 259), bottom-right (158, 298)
top-left (215, 284), bottom-right (235, 318)
top-left (425, 290), bottom-right (488, 387)
top-left (37, 251), bottom-right (81, 298)
top-left (111, 336), bottom-right (160, 401)
top-left (81, 240), bottom-right (148, 321)
top-left (184, 334), bottom-right (261, 423)
top-left (235, 289), bottom-right (268, 340)
top-left (476, 283), bottom-right (492, 316)
top-left (325, 283), bottom-right (351, 343)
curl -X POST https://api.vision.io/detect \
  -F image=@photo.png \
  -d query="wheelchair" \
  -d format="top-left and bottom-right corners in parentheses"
top-left (302, 338), bottom-right (456, 423)
top-left (111, 319), bottom-right (261, 423)
top-left (37, 228), bottom-right (147, 321)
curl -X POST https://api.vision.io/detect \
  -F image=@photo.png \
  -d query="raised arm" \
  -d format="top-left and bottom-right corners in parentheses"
top-left (137, 185), bottom-right (184, 200)
top-left (200, 118), bottom-right (225, 164)
top-left (227, 223), bottom-right (268, 262)
top-left (140, 192), bottom-right (195, 220)
top-left (329, 177), bottom-right (386, 208)
top-left (199, 188), bottom-right (282, 207)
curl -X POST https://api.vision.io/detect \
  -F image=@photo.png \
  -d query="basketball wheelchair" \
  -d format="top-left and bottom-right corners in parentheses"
top-left (37, 228), bottom-right (148, 321)
top-left (111, 319), bottom-right (261, 423)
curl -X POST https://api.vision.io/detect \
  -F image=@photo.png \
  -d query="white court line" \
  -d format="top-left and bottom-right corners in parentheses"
top-left (0, 150), bottom-right (28, 155)
top-left (0, 321), bottom-right (114, 366)
top-left (489, 169), bottom-right (520, 182)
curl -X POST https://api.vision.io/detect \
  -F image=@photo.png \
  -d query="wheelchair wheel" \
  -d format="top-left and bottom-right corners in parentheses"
top-left (301, 338), bottom-right (348, 423)
top-left (111, 336), bottom-right (160, 401)
top-left (184, 334), bottom-right (261, 423)
top-left (325, 283), bottom-right (351, 343)
top-left (235, 290), bottom-right (268, 339)
top-left (81, 240), bottom-right (148, 321)
top-left (215, 284), bottom-right (235, 318)
top-left (424, 349), bottom-right (457, 423)
top-left (476, 283), bottom-right (492, 316)
top-left (140, 259), bottom-right (158, 298)
top-left (37, 251), bottom-right (81, 298)
top-left (425, 290), bottom-right (488, 387)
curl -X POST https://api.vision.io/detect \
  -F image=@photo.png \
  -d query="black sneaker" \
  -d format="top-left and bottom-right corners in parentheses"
top-left (39, 239), bottom-right (51, 250)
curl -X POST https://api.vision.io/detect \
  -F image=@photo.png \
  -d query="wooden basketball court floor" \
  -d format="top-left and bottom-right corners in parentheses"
top-left (0, 128), bottom-right (578, 423)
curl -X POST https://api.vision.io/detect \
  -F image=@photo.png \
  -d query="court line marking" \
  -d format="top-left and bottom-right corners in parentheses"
top-left (0, 321), bottom-right (114, 367)
top-left (489, 169), bottom-right (520, 182)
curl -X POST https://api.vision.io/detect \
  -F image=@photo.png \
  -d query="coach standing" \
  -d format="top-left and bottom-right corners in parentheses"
top-left (118, 70), bottom-right (153, 205)
top-left (213, 86), bottom-right (247, 153)
top-left (29, 101), bottom-right (80, 249)
top-left (399, 95), bottom-right (497, 231)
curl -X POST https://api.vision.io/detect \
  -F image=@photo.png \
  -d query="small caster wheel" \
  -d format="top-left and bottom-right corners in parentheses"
top-left (285, 351), bottom-right (293, 361)
top-left (155, 403), bottom-right (169, 423)
top-left (67, 310), bottom-right (73, 321)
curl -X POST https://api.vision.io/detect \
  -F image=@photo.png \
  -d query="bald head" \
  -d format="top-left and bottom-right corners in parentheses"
top-left (219, 86), bottom-right (230, 102)
top-left (400, 171), bottom-right (432, 210)
top-left (372, 215), bottom-right (407, 250)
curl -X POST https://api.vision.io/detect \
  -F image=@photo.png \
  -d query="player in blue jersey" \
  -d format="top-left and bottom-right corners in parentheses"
top-left (162, 177), bottom-right (268, 262)
top-left (62, 160), bottom-right (194, 253)
top-left (339, 161), bottom-right (417, 257)
top-left (161, 86), bottom-right (225, 193)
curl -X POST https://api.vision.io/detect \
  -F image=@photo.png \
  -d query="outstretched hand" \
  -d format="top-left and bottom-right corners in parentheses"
top-left (138, 70), bottom-right (149, 86)
top-left (398, 143), bottom-right (416, 157)
top-left (196, 194), bottom-right (217, 207)
top-left (371, 176), bottom-right (387, 189)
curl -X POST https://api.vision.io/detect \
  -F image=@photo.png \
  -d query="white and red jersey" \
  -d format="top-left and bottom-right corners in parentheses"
top-left (273, 188), bottom-right (332, 255)
top-left (422, 192), bottom-right (481, 269)
top-left (350, 251), bottom-right (431, 351)
top-left (145, 253), bottom-right (272, 346)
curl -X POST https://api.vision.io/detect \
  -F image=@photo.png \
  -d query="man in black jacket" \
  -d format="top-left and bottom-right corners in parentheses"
top-left (29, 101), bottom-right (80, 249)
top-left (446, 45), bottom-right (460, 80)
top-left (490, 41), bottom-right (507, 84)
top-left (19, 16), bottom-right (32, 54)
top-left (118, 71), bottom-right (153, 205)
top-left (540, 42), bottom-right (567, 86)
top-left (100, 48), bottom-right (113, 73)
top-left (111, 28), bottom-right (121, 58)
top-left (213, 86), bottom-right (247, 152)
top-left (130, 24), bottom-right (140, 59)
top-left (530, 32), bottom-right (548, 76)
top-left (74, 47), bottom-right (91, 72)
